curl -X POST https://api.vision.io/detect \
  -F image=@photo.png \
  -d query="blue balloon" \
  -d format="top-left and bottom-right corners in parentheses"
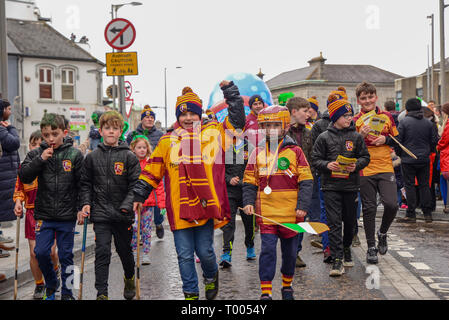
top-left (207, 72), bottom-right (273, 123)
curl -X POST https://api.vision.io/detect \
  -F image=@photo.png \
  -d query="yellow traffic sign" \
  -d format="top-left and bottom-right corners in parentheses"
top-left (106, 52), bottom-right (138, 76)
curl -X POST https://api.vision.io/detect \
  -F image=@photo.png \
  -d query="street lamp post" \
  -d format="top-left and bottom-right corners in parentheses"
top-left (110, 2), bottom-right (143, 118)
top-left (164, 66), bottom-right (182, 130)
top-left (427, 14), bottom-right (435, 100)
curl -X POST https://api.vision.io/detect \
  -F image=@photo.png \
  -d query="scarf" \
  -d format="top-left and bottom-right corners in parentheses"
top-left (174, 121), bottom-right (223, 223)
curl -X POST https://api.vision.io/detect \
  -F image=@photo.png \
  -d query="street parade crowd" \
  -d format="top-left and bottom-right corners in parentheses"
top-left (0, 78), bottom-right (448, 301)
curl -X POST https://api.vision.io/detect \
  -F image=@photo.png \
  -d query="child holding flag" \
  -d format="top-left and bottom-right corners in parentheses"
top-left (242, 105), bottom-right (314, 300)
top-left (312, 94), bottom-right (370, 276)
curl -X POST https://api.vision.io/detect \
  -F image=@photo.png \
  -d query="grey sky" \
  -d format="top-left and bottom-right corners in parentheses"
top-left (35, 0), bottom-right (448, 126)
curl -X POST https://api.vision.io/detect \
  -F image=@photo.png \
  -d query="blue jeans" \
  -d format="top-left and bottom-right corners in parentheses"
top-left (153, 206), bottom-right (164, 226)
top-left (172, 219), bottom-right (218, 294)
top-left (34, 220), bottom-right (76, 296)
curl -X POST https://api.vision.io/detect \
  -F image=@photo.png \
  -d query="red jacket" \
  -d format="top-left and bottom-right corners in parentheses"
top-left (438, 122), bottom-right (449, 172)
top-left (139, 158), bottom-right (165, 208)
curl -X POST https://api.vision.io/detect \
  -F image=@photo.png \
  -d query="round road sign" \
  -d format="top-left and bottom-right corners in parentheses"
top-left (104, 18), bottom-right (136, 50)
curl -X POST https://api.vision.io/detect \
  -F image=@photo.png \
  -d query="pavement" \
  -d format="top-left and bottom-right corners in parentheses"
top-left (0, 199), bottom-right (447, 299)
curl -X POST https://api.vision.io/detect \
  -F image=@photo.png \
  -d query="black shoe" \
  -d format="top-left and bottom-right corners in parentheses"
top-left (424, 215), bottom-right (433, 223)
top-left (396, 216), bottom-right (416, 223)
top-left (323, 247), bottom-right (333, 264)
top-left (343, 247), bottom-right (354, 267)
top-left (366, 247), bottom-right (378, 264)
top-left (260, 293), bottom-right (272, 300)
top-left (184, 292), bottom-right (199, 300)
top-left (329, 258), bottom-right (345, 277)
top-left (61, 294), bottom-right (75, 300)
top-left (281, 287), bottom-right (294, 300)
top-left (123, 275), bottom-right (136, 300)
top-left (156, 225), bottom-right (164, 239)
top-left (204, 271), bottom-right (219, 300)
top-left (96, 294), bottom-right (109, 300)
top-left (33, 284), bottom-right (45, 300)
top-left (377, 231), bottom-right (388, 255)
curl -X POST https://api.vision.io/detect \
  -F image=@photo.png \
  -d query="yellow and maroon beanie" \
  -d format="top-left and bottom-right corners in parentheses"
top-left (327, 86), bottom-right (348, 106)
top-left (328, 93), bottom-right (353, 123)
top-left (175, 87), bottom-right (203, 120)
top-left (141, 105), bottom-right (156, 120)
top-left (308, 96), bottom-right (319, 112)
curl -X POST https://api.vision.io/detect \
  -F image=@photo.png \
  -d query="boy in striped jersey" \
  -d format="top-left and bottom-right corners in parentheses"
top-left (242, 105), bottom-right (313, 300)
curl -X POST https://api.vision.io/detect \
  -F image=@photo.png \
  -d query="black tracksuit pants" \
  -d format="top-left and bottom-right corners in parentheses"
top-left (402, 163), bottom-right (432, 217)
top-left (221, 195), bottom-right (255, 254)
top-left (93, 222), bottom-right (135, 296)
top-left (323, 191), bottom-right (358, 260)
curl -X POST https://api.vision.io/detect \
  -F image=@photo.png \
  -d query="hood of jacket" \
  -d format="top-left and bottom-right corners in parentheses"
top-left (406, 110), bottom-right (424, 120)
top-left (97, 140), bottom-right (130, 152)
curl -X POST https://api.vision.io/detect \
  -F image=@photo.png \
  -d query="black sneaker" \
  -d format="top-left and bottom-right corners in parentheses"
top-left (366, 247), bottom-right (378, 264)
top-left (329, 258), bottom-right (345, 277)
top-left (156, 225), bottom-right (164, 239)
top-left (377, 231), bottom-right (388, 255)
top-left (260, 293), bottom-right (272, 300)
top-left (184, 292), bottom-right (199, 300)
top-left (96, 294), bottom-right (109, 300)
top-left (323, 247), bottom-right (333, 264)
top-left (33, 284), bottom-right (45, 300)
top-left (204, 271), bottom-right (219, 300)
top-left (61, 294), bottom-right (75, 300)
top-left (424, 215), bottom-right (433, 223)
top-left (123, 275), bottom-right (136, 300)
top-left (343, 247), bottom-right (354, 267)
top-left (281, 287), bottom-right (294, 300)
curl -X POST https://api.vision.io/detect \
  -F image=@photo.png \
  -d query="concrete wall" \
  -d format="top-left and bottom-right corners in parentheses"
top-left (270, 82), bottom-right (396, 115)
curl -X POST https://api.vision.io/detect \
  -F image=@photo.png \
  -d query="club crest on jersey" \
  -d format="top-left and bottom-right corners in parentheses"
top-left (114, 162), bottom-right (124, 175)
top-left (62, 160), bottom-right (72, 172)
top-left (35, 220), bottom-right (43, 232)
top-left (346, 141), bottom-right (354, 151)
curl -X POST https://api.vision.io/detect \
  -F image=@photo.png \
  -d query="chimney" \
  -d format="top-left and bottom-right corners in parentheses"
top-left (308, 52), bottom-right (326, 79)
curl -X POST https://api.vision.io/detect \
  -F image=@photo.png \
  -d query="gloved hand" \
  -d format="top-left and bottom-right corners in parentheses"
top-left (160, 208), bottom-right (166, 216)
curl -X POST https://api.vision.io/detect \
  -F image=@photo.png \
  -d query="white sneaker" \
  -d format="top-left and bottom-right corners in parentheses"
top-left (142, 254), bottom-right (150, 265)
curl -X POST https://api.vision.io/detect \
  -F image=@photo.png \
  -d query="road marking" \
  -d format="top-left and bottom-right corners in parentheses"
top-left (410, 262), bottom-right (431, 270)
top-left (397, 251), bottom-right (414, 258)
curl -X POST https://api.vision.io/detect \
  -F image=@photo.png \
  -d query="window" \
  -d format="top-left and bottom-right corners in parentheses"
top-left (39, 67), bottom-right (53, 99)
top-left (396, 91), bottom-right (402, 110)
top-left (61, 68), bottom-right (75, 100)
top-left (416, 88), bottom-right (424, 98)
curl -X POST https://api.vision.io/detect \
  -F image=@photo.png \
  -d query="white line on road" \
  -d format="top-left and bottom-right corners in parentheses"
top-left (410, 262), bottom-right (431, 270)
top-left (397, 251), bottom-right (414, 258)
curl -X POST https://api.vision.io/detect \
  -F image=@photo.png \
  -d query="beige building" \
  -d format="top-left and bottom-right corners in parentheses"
top-left (395, 58), bottom-right (449, 108)
top-left (266, 53), bottom-right (403, 114)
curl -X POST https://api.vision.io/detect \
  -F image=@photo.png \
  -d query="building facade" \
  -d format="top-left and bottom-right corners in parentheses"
top-left (267, 53), bottom-right (403, 114)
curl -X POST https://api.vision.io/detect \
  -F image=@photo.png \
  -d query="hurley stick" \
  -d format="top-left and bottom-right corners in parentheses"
top-left (78, 216), bottom-right (88, 300)
top-left (136, 206), bottom-right (142, 300)
top-left (389, 134), bottom-right (418, 160)
top-left (13, 216), bottom-right (20, 300)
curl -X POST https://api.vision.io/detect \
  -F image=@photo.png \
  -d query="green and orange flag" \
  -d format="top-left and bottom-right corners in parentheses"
top-left (282, 222), bottom-right (330, 235)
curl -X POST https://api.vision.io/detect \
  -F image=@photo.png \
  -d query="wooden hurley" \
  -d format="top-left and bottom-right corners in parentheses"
top-left (389, 134), bottom-right (418, 160)
top-left (136, 207), bottom-right (142, 300)
top-left (14, 216), bottom-right (20, 300)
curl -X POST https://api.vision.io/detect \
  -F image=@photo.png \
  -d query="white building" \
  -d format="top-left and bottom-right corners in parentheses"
top-left (5, 0), bottom-right (104, 157)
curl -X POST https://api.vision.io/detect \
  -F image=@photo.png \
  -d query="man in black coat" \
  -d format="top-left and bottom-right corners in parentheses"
top-left (395, 98), bottom-right (439, 223)
top-left (0, 99), bottom-right (20, 256)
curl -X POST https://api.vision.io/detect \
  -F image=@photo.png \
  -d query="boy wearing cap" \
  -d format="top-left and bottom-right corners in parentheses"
top-left (312, 94), bottom-right (370, 276)
top-left (353, 81), bottom-right (399, 264)
top-left (133, 81), bottom-right (245, 300)
top-left (306, 96), bottom-right (320, 130)
top-left (242, 105), bottom-right (314, 300)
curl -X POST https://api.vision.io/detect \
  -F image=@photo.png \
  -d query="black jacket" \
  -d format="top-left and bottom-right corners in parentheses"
top-left (126, 124), bottom-right (164, 151)
top-left (80, 141), bottom-right (141, 224)
top-left (19, 138), bottom-right (84, 222)
top-left (225, 138), bottom-right (255, 198)
top-left (311, 111), bottom-right (331, 144)
top-left (288, 124), bottom-right (313, 164)
top-left (396, 110), bottom-right (439, 165)
top-left (312, 124), bottom-right (370, 192)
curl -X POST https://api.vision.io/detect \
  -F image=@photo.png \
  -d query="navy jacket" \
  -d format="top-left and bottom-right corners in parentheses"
top-left (0, 124), bottom-right (20, 222)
